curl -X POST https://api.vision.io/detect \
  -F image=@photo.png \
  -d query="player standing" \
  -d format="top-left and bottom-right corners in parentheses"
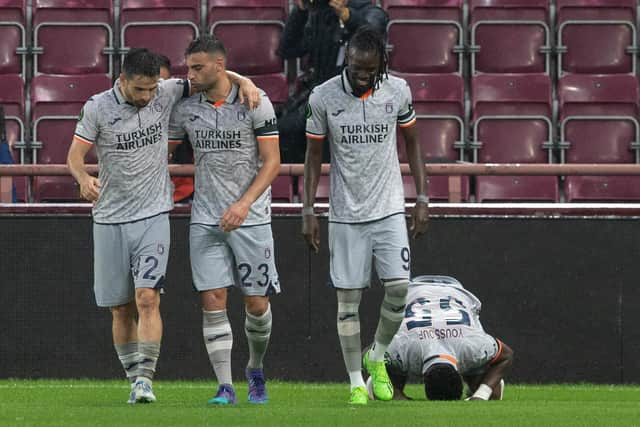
top-left (302, 26), bottom-right (429, 404)
top-left (67, 48), bottom-right (260, 404)
top-left (169, 35), bottom-right (281, 405)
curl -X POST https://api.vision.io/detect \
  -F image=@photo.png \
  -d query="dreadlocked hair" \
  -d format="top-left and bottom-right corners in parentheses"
top-left (347, 26), bottom-right (388, 90)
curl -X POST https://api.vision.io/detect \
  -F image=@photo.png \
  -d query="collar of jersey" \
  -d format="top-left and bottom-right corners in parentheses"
top-left (201, 83), bottom-right (239, 107)
top-left (340, 69), bottom-right (375, 100)
top-left (112, 79), bottom-right (137, 107)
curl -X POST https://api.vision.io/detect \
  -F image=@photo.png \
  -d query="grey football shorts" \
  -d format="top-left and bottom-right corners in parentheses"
top-left (329, 213), bottom-right (410, 289)
top-left (93, 213), bottom-right (170, 307)
top-left (190, 223), bottom-right (281, 297)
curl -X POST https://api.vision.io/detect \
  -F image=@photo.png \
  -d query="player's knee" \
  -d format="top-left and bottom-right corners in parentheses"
top-left (110, 301), bottom-right (136, 320)
top-left (245, 297), bottom-right (269, 316)
top-left (384, 279), bottom-right (409, 300)
top-left (135, 288), bottom-right (160, 313)
top-left (200, 289), bottom-right (227, 311)
top-left (500, 342), bottom-right (515, 367)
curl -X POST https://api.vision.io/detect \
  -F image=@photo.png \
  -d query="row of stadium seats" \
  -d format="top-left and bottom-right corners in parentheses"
top-left (0, 0), bottom-right (288, 78)
top-left (385, 0), bottom-right (639, 75)
top-left (3, 71), bottom-right (640, 202)
top-left (2, 0), bottom-right (640, 79)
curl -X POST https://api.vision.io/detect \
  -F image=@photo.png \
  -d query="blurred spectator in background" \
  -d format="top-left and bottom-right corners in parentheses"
top-left (158, 54), bottom-right (172, 80)
top-left (0, 105), bottom-right (17, 202)
top-left (277, 0), bottom-right (388, 163)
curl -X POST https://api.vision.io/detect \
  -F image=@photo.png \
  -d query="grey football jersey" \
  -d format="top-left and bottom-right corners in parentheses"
top-left (169, 84), bottom-right (278, 226)
top-left (386, 277), bottom-right (499, 379)
top-left (74, 78), bottom-right (190, 224)
top-left (306, 70), bottom-right (416, 223)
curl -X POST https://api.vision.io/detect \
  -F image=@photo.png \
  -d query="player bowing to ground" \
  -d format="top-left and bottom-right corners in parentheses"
top-left (67, 48), bottom-right (260, 405)
top-left (302, 26), bottom-right (429, 405)
top-left (169, 35), bottom-right (281, 405)
top-left (378, 275), bottom-right (513, 401)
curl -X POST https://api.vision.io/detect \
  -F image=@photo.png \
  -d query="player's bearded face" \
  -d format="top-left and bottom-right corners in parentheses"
top-left (346, 49), bottom-right (379, 97)
top-left (120, 74), bottom-right (159, 108)
top-left (187, 52), bottom-right (222, 92)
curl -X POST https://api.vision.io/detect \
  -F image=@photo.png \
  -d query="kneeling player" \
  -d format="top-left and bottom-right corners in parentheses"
top-left (368, 275), bottom-right (513, 401)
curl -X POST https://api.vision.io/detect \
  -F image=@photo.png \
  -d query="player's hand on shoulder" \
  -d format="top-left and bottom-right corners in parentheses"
top-left (220, 200), bottom-right (251, 232)
top-left (301, 214), bottom-right (320, 253)
top-left (410, 201), bottom-right (429, 239)
top-left (79, 176), bottom-right (101, 202)
top-left (237, 79), bottom-right (261, 110)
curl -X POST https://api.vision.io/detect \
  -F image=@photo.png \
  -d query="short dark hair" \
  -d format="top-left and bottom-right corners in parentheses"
top-left (157, 54), bottom-right (171, 70)
top-left (185, 34), bottom-right (226, 57)
top-left (347, 26), bottom-right (388, 89)
top-left (121, 48), bottom-right (161, 79)
top-left (423, 363), bottom-right (463, 401)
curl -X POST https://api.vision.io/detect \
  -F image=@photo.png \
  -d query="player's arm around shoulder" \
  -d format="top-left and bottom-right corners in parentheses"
top-left (68, 97), bottom-right (101, 202)
top-left (397, 79), bottom-right (429, 239)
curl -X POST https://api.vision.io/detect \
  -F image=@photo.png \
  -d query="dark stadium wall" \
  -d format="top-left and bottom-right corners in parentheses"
top-left (1, 214), bottom-right (639, 383)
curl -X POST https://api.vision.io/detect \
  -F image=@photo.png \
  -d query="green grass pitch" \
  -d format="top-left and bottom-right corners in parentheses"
top-left (1, 380), bottom-right (638, 426)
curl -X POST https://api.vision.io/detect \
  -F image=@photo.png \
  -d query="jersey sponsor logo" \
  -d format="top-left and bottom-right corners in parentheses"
top-left (417, 327), bottom-right (464, 340)
top-left (189, 115), bottom-right (199, 122)
top-left (115, 122), bottom-right (163, 150)
top-left (264, 118), bottom-right (277, 127)
top-left (193, 128), bottom-right (242, 150)
top-left (108, 117), bottom-right (122, 126)
top-left (339, 123), bottom-right (390, 144)
top-left (331, 109), bottom-right (345, 117)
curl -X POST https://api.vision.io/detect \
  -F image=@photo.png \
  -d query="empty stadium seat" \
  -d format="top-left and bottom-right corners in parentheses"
top-left (558, 74), bottom-right (640, 201)
top-left (249, 73), bottom-right (288, 107)
top-left (556, 0), bottom-right (637, 75)
top-left (0, 0), bottom-right (27, 77)
top-left (120, 0), bottom-right (200, 76)
top-left (30, 74), bottom-right (109, 202)
top-left (469, 0), bottom-right (551, 74)
top-left (32, 0), bottom-right (114, 76)
top-left (471, 74), bottom-right (558, 202)
top-left (271, 175), bottom-right (294, 203)
top-left (208, 0), bottom-right (286, 76)
top-left (394, 72), bottom-right (469, 201)
top-left (383, 0), bottom-right (464, 74)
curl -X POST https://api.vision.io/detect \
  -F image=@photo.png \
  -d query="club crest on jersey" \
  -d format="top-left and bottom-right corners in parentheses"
top-left (152, 99), bottom-right (163, 112)
top-left (385, 103), bottom-right (394, 113)
top-left (237, 111), bottom-right (246, 121)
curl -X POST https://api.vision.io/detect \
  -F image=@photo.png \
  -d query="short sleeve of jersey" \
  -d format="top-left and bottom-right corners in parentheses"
top-left (163, 78), bottom-right (191, 105)
top-left (73, 97), bottom-right (100, 145)
top-left (305, 89), bottom-right (327, 140)
top-left (397, 81), bottom-right (416, 128)
top-left (251, 91), bottom-right (279, 142)
top-left (168, 101), bottom-right (187, 144)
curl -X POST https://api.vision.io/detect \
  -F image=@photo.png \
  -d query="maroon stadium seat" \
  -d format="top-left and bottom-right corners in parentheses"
top-left (120, 0), bottom-right (200, 76)
top-left (558, 74), bottom-right (640, 201)
top-left (472, 74), bottom-right (558, 202)
top-left (248, 73), bottom-right (288, 107)
top-left (271, 175), bottom-right (294, 203)
top-left (382, 0), bottom-right (464, 74)
top-left (469, 0), bottom-right (551, 74)
top-left (297, 175), bottom-right (330, 203)
top-left (208, 0), bottom-right (286, 76)
top-left (556, 0), bottom-right (637, 75)
top-left (30, 74), bottom-right (110, 202)
top-left (32, 0), bottom-right (114, 76)
top-left (0, 0), bottom-right (27, 77)
top-left (394, 72), bottom-right (469, 201)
